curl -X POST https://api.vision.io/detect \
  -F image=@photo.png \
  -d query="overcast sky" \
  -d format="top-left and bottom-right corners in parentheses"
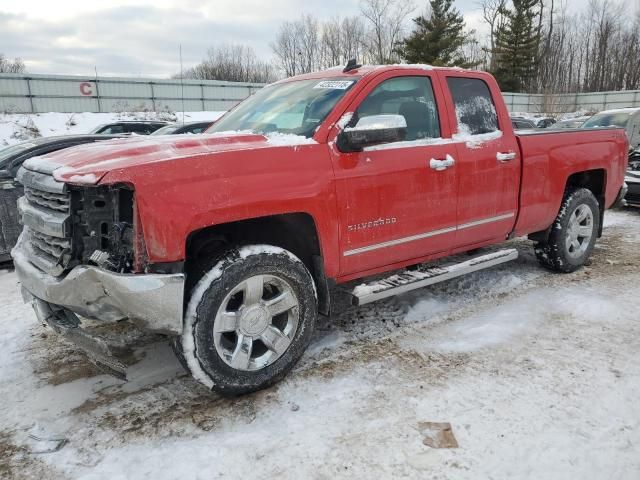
top-left (0, 0), bottom-right (626, 77)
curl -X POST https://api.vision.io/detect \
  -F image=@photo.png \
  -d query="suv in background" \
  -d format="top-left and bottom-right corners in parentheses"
top-left (90, 121), bottom-right (169, 135)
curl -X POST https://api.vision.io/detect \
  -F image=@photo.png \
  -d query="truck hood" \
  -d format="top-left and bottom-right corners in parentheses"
top-left (21, 132), bottom-right (317, 184)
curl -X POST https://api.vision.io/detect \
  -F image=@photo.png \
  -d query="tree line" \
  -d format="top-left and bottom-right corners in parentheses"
top-left (182, 0), bottom-right (640, 94)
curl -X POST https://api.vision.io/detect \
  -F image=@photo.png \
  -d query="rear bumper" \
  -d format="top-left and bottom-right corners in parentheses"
top-left (12, 234), bottom-right (184, 334)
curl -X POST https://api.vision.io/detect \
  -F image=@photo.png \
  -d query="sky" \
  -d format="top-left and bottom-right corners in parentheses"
top-left (0, 0), bottom-right (622, 78)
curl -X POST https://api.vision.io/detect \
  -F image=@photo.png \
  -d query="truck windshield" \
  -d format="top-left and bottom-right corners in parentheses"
top-left (582, 112), bottom-right (635, 129)
top-left (207, 78), bottom-right (358, 138)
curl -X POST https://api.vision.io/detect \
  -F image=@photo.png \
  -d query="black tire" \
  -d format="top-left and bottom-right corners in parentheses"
top-left (534, 188), bottom-right (600, 273)
top-left (181, 245), bottom-right (317, 395)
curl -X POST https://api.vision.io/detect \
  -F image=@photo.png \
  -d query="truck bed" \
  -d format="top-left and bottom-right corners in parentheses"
top-left (513, 127), bottom-right (628, 237)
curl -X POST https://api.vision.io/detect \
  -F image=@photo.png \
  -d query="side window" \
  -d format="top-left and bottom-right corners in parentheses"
top-left (352, 76), bottom-right (441, 141)
top-left (447, 77), bottom-right (499, 135)
top-left (102, 125), bottom-right (124, 134)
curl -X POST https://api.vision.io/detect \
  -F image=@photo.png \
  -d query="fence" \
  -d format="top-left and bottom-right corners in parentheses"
top-left (0, 73), bottom-right (265, 113)
top-left (503, 90), bottom-right (640, 114)
top-left (2, 72), bottom-right (640, 115)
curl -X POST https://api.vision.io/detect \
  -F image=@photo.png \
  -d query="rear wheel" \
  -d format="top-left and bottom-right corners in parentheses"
top-left (535, 188), bottom-right (600, 273)
top-left (181, 245), bottom-right (317, 395)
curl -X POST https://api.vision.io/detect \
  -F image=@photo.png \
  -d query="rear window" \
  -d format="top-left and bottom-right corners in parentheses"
top-left (447, 77), bottom-right (499, 135)
top-left (582, 112), bottom-right (634, 129)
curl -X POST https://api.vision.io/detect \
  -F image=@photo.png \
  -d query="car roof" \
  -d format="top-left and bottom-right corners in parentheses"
top-left (275, 63), bottom-right (478, 85)
top-left (594, 107), bottom-right (640, 116)
top-left (10, 134), bottom-right (124, 148)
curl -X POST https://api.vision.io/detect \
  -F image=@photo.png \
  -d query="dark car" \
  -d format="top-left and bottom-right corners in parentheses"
top-left (89, 121), bottom-right (169, 135)
top-left (151, 121), bottom-right (216, 136)
top-left (535, 117), bottom-right (557, 128)
top-left (626, 149), bottom-right (640, 207)
top-left (0, 134), bottom-right (123, 263)
top-left (511, 118), bottom-right (537, 129)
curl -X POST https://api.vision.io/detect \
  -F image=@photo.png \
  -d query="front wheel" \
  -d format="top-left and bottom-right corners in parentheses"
top-left (535, 188), bottom-right (600, 273)
top-left (180, 245), bottom-right (317, 395)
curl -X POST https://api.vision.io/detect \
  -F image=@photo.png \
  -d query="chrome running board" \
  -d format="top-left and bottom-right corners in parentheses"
top-left (350, 248), bottom-right (519, 306)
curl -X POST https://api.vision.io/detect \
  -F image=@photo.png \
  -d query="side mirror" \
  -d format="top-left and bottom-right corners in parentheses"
top-left (337, 114), bottom-right (407, 152)
top-left (0, 169), bottom-right (12, 180)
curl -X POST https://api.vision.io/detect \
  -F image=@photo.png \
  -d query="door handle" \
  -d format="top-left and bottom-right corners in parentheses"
top-left (496, 151), bottom-right (517, 162)
top-left (429, 155), bottom-right (455, 171)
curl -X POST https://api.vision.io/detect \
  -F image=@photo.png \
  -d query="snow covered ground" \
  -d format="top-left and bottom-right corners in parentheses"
top-left (1, 208), bottom-right (639, 479)
top-left (0, 111), bottom-right (225, 147)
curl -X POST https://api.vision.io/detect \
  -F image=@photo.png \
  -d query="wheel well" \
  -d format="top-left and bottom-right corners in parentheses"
top-left (529, 169), bottom-right (608, 244)
top-left (565, 169), bottom-right (606, 198)
top-left (185, 213), bottom-right (331, 315)
top-left (565, 169), bottom-right (606, 237)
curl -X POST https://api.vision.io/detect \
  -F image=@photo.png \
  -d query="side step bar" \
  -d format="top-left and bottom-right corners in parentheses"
top-left (350, 248), bottom-right (519, 306)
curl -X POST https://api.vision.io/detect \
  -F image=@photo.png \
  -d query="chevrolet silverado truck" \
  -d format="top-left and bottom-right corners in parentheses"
top-left (12, 63), bottom-right (628, 395)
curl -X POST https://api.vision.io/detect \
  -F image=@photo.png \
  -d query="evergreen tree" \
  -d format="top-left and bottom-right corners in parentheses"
top-left (398, 0), bottom-right (471, 67)
top-left (491, 0), bottom-right (541, 92)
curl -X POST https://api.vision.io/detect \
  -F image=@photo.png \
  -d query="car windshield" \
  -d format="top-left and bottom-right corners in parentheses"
top-left (582, 112), bottom-right (636, 129)
top-left (151, 125), bottom-right (180, 135)
top-left (0, 142), bottom-right (33, 169)
top-left (207, 78), bottom-right (359, 138)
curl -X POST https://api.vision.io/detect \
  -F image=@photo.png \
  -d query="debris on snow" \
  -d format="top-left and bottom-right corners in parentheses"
top-left (418, 422), bottom-right (459, 449)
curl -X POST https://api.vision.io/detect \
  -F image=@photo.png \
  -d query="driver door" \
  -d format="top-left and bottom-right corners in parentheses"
top-left (329, 71), bottom-right (459, 276)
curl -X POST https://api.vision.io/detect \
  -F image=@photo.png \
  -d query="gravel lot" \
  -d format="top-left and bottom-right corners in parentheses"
top-left (1, 208), bottom-right (639, 480)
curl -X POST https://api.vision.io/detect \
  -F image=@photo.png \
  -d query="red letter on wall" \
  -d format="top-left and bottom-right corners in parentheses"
top-left (80, 82), bottom-right (94, 96)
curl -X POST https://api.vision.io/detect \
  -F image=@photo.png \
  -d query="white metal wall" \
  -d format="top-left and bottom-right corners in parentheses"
top-left (3, 72), bottom-right (640, 115)
top-left (503, 90), bottom-right (640, 114)
top-left (0, 73), bottom-right (265, 113)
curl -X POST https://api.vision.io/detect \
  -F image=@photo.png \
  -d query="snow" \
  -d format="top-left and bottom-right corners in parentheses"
top-left (452, 129), bottom-right (503, 149)
top-left (0, 111), bottom-right (226, 147)
top-left (1, 209), bottom-right (640, 478)
top-left (264, 132), bottom-right (317, 146)
top-left (67, 173), bottom-right (98, 184)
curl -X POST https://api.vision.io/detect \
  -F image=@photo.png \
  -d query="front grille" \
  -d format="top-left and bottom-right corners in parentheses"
top-left (16, 168), bottom-right (73, 276)
top-left (31, 230), bottom-right (71, 260)
top-left (24, 186), bottom-right (70, 212)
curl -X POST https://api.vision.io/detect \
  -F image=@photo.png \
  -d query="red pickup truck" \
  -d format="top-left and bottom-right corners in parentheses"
top-left (12, 64), bottom-right (628, 394)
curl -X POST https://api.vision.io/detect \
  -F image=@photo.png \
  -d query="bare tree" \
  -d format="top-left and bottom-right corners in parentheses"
top-left (0, 55), bottom-right (26, 74)
top-left (182, 45), bottom-right (276, 83)
top-left (478, 0), bottom-right (508, 71)
top-left (359, 0), bottom-right (415, 64)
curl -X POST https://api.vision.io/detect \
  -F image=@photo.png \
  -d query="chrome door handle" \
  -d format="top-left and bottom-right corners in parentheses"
top-left (497, 151), bottom-right (517, 162)
top-left (429, 155), bottom-right (455, 171)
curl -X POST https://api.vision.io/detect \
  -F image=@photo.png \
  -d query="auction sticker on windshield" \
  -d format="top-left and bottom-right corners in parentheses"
top-left (313, 80), bottom-right (355, 90)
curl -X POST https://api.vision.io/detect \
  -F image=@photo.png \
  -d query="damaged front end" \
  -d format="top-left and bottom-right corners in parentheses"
top-left (12, 161), bottom-right (184, 376)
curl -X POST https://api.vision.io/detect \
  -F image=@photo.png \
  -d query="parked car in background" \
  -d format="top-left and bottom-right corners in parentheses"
top-left (626, 149), bottom-right (640, 207)
top-left (582, 108), bottom-right (640, 150)
top-left (151, 121), bottom-right (216, 136)
top-left (12, 64), bottom-right (628, 394)
top-left (582, 108), bottom-right (640, 207)
top-left (554, 117), bottom-right (591, 129)
top-left (0, 135), bottom-right (124, 263)
top-left (90, 121), bottom-right (169, 135)
top-left (511, 118), bottom-right (537, 129)
top-left (535, 117), bottom-right (557, 128)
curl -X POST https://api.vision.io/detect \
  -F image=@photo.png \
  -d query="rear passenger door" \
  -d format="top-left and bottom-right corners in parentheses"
top-left (330, 72), bottom-right (459, 276)
top-left (441, 74), bottom-right (520, 248)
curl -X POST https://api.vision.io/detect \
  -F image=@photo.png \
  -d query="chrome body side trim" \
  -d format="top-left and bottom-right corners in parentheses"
top-left (343, 212), bottom-right (515, 257)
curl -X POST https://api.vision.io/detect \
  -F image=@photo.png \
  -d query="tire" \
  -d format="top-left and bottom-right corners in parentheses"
top-left (534, 188), bottom-right (600, 273)
top-left (181, 245), bottom-right (317, 395)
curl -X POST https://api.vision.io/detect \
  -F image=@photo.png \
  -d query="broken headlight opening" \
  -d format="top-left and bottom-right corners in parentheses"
top-left (70, 184), bottom-right (136, 273)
